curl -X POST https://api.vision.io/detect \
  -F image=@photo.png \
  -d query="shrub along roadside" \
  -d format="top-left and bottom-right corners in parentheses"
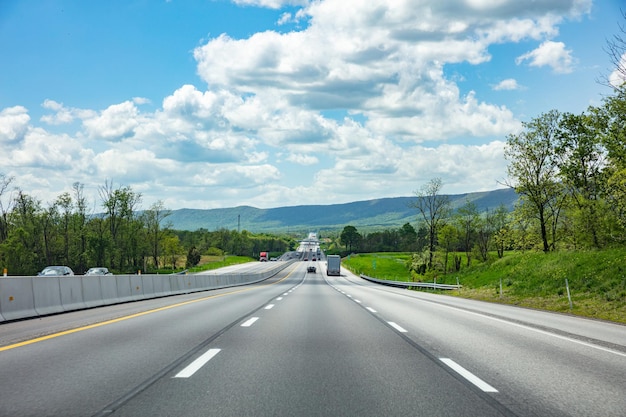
top-left (342, 250), bottom-right (626, 324)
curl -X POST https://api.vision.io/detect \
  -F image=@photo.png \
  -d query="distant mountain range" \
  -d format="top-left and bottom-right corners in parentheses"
top-left (166, 188), bottom-right (519, 234)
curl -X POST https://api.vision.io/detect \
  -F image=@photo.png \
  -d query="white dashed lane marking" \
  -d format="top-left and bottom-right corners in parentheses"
top-left (440, 358), bottom-right (498, 393)
top-left (388, 322), bottom-right (408, 333)
top-left (173, 349), bottom-right (221, 378)
top-left (241, 317), bottom-right (259, 327)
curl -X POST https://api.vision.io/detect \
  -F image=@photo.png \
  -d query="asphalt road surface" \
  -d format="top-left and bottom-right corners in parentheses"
top-left (0, 261), bottom-right (624, 416)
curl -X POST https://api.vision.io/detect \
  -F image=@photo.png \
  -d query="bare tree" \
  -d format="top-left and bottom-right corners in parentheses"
top-left (412, 178), bottom-right (451, 269)
top-left (72, 182), bottom-right (88, 272)
top-left (602, 10), bottom-right (626, 89)
top-left (0, 173), bottom-right (15, 242)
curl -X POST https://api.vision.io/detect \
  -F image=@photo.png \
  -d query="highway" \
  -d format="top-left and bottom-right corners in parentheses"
top-left (0, 261), bottom-right (624, 416)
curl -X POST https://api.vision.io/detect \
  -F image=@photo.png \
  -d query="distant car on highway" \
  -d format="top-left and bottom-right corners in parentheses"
top-left (85, 267), bottom-right (112, 276)
top-left (307, 265), bottom-right (316, 273)
top-left (38, 266), bottom-right (74, 276)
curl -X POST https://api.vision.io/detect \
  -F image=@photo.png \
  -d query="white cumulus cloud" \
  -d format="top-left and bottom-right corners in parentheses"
top-left (516, 40), bottom-right (575, 73)
top-left (82, 101), bottom-right (140, 140)
top-left (0, 106), bottom-right (30, 143)
top-left (493, 79), bottom-right (522, 91)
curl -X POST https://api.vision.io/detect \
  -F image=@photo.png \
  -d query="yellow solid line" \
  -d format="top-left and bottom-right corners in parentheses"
top-left (0, 266), bottom-right (296, 352)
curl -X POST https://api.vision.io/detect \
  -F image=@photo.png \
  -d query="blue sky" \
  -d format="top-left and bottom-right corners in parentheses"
top-left (0, 0), bottom-right (624, 212)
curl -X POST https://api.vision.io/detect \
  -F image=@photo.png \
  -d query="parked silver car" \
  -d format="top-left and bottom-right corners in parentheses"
top-left (84, 267), bottom-right (112, 276)
top-left (38, 266), bottom-right (74, 276)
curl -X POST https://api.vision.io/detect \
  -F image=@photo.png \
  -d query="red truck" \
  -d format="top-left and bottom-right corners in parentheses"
top-left (259, 252), bottom-right (269, 262)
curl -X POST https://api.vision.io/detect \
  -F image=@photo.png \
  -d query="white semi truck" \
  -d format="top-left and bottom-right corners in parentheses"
top-left (326, 255), bottom-right (341, 276)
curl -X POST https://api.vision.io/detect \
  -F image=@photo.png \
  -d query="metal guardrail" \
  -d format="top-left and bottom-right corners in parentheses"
top-left (359, 274), bottom-right (461, 290)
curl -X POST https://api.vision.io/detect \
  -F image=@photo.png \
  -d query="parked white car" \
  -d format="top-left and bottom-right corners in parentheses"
top-left (38, 266), bottom-right (74, 276)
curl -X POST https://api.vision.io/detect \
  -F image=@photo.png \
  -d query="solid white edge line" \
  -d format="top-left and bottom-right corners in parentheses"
top-left (241, 317), bottom-right (259, 327)
top-left (174, 348), bottom-right (221, 378)
top-left (433, 302), bottom-right (626, 358)
top-left (440, 358), bottom-right (498, 393)
top-left (388, 321), bottom-right (408, 333)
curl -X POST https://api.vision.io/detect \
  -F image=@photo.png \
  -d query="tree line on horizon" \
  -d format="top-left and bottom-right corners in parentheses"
top-left (0, 179), bottom-right (294, 275)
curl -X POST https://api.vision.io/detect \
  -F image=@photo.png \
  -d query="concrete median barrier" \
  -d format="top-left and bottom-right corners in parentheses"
top-left (0, 277), bottom-right (37, 321)
top-left (152, 275), bottom-right (172, 297)
top-left (33, 277), bottom-right (64, 316)
top-left (129, 275), bottom-right (145, 301)
top-left (116, 275), bottom-right (134, 303)
top-left (93, 275), bottom-right (113, 307)
top-left (60, 276), bottom-right (87, 312)
top-left (0, 259), bottom-right (296, 322)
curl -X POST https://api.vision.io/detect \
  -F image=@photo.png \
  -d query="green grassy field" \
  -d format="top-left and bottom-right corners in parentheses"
top-left (342, 250), bottom-right (626, 324)
top-left (153, 255), bottom-right (255, 274)
top-left (189, 255), bottom-right (256, 272)
top-left (342, 253), bottom-right (414, 281)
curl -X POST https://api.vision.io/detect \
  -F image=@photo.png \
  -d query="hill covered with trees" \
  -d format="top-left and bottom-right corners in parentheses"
top-left (166, 188), bottom-right (518, 233)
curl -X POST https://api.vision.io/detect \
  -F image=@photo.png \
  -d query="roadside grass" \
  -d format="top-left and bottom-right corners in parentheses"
top-left (342, 253), bottom-right (413, 281)
top-left (188, 255), bottom-right (255, 273)
top-left (153, 255), bottom-right (255, 274)
top-left (342, 249), bottom-right (626, 324)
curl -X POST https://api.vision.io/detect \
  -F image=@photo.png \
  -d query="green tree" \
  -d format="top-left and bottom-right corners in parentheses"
top-left (398, 222), bottom-right (417, 251)
top-left (162, 233), bottom-right (183, 269)
top-left (510, 200), bottom-right (541, 252)
top-left (437, 223), bottom-right (458, 274)
top-left (556, 111), bottom-right (607, 247)
top-left (86, 217), bottom-right (110, 269)
top-left (55, 192), bottom-right (73, 266)
top-left (98, 181), bottom-right (142, 270)
top-left (505, 110), bottom-right (566, 252)
top-left (9, 191), bottom-right (45, 273)
top-left (340, 225), bottom-right (361, 252)
top-left (143, 200), bottom-right (172, 269)
top-left (492, 204), bottom-right (511, 258)
top-left (42, 201), bottom-right (61, 266)
top-left (186, 245), bottom-right (201, 268)
top-left (473, 211), bottom-right (490, 262)
top-left (599, 89), bottom-right (626, 232)
top-left (1, 227), bottom-right (38, 275)
top-left (455, 200), bottom-right (479, 266)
